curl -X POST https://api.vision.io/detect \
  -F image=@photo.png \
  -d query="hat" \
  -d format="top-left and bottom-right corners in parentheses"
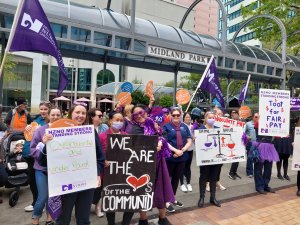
top-left (16, 99), bottom-right (27, 106)
top-left (15, 140), bottom-right (25, 146)
top-left (162, 108), bottom-right (169, 113)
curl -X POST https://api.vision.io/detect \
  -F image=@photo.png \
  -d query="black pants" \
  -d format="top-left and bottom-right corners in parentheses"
top-left (297, 172), bottom-right (300, 190)
top-left (276, 153), bottom-right (290, 176)
top-left (229, 162), bottom-right (239, 175)
top-left (166, 161), bottom-right (186, 195)
top-left (25, 157), bottom-right (38, 206)
top-left (217, 164), bottom-right (223, 181)
top-left (56, 189), bottom-right (94, 225)
top-left (199, 164), bottom-right (222, 182)
top-left (0, 163), bottom-right (7, 186)
top-left (92, 179), bottom-right (103, 205)
top-left (106, 212), bottom-right (134, 225)
top-left (180, 151), bottom-right (193, 185)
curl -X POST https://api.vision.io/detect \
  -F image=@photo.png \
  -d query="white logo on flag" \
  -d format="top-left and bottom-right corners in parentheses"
top-left (21, 13), bottom-right (43, 33)
top-left (206, 69), bottom-right (214, 82)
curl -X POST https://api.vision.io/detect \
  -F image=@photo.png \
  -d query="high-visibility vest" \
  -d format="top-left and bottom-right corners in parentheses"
top-left (10, 109), bottom-right (28, 131)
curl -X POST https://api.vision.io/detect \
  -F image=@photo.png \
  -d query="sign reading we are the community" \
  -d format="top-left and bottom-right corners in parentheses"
top-left (46, 125), bottom-right (98, 197)
top-left (258, 89), bottom-right (290, 137)
top-left (102, 134), bottom-right (157, 212)
top-left (292, 127), bottom-right (300, 171)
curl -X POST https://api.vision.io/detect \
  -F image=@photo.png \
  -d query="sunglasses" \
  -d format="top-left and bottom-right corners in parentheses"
top-left (172, 114), bottom-right (181, 118)
top-left (96, 114), bottom-right (103, 118)
top-left (132, 110), bottom-right (146, 119)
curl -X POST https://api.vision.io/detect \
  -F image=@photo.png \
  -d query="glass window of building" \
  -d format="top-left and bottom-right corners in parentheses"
top-left (50, 23), bottom-right (68, 38)
top-left (3, 14), bottom-right (13, 28)
top-left (97, 69), bottom-right (115, 87)
top-left (94, 32), bottom-right (112, 46)
top-left (77, 68), bottom-right (91, 91)
top-left (50, 66), bottom-right (73, 90)
top-left (71, 27), bottom-right (91, 42)
top-left (115, 36), bottom-right (131, 50)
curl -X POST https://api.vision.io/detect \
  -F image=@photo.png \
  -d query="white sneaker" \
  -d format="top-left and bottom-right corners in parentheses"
top-left (206, 183), bottom-right (210, 192)
top-left (218, 183), bottom-right (227, 191)
top-left (180, 184), bottom-right (188, 192)
top-left (95, 207), bottom-right (104, 218)
top-left (24, 205), bottom-right (34, 212)
top-left (187, 184), bottom-right (193, 192)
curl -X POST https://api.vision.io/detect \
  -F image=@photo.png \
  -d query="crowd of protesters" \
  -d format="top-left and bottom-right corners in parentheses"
top-left (0, 97), bottom-right (299, 225)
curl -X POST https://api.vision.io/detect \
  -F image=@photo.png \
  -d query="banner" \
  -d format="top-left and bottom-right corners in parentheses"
top-left (9, 0), bottom-right (68, 96)
top-left (195, 128), bottom-right (246, 166)
top-left (46, 125), bottom-right (98, 197)
top-left (258, 89), bottom-right (290, 137)
top-left (214, 115), bottom-right (245, 129)
top-left (102, 134), bottom-right (157, 212)
top-left (292, 127), bottom-right (300, 171)
top-left (290, 97), bottom-right (300, 111)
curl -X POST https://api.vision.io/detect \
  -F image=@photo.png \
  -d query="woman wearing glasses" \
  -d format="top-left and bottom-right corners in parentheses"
top-left (87, 108), bottom-right (108, 218)
top-left (163, 108), bottom-right (192, 213)
top-left (197, 111), bottom-right (222, 208)
top-left (128, 105), bottom-right (174, 225)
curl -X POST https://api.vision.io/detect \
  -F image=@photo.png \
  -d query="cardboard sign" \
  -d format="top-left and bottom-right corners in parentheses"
top-left (214, 115), bottom-right (246, 129)
top-left (195, 128), bottom-right (246, 166)
top-left (239, 106), bottom-right (251, 119)
top-left (176, 89), bottom-right (191, 105)
top-left (146, 80), bottom-right (154, 98)
top-left (49, 118), bottom-right (78, 128)
top-left (46, 125), bottom-right (98, 197)
top-left (258, 89), bottom-right (290, 137)
top-left (121, 82), bottom-right (134, 93)
top-left (292, 127), bottom-right (300, 170)
top-left (24, 122), bottom-right (39, 141)
top-left (102, 134), bottom-right (157, 212)
top-left (290, 98), bottom-right (300, 111)
top-left (117, 92), bottom-right (132, 106)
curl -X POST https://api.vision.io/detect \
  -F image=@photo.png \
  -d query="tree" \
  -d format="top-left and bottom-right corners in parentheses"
top-left (131, 90), bottom-right (149, 105)
top-left (131, 76), bottom-right (142, 84)
top-left (241, 0), bottom-right (300, 54)
top-left (0, 54), bottom-right (19, 81)
top-left (158, 95), bottom-right (173, 108)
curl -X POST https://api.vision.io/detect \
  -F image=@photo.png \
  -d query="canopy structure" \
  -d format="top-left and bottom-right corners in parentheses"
top-left (76, 97), bottom-right (91, 102)
top-left (98, 98), bottom-right (114, 103)
top-left (53, 96), bottom-right (70, 101)
top-left (1, 0), bottom-right (300, 88)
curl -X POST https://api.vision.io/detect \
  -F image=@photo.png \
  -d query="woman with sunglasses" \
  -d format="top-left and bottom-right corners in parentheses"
top-left (197, 111), bottom-right (222, 208)
top-left (23, 101), bottom-right (52, 213)
top-left (55, 103), bottom-right (105, 225)
top-left (99, 111), bottom-right (135, 225)
top-left (88, 108), bottom-right (108, 218)
top-left (127, 105), bottom-right (174, 225)
top-left (163, 108), bottom-right (192, 213)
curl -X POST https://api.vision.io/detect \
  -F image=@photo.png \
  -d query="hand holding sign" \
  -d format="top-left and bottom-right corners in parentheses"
top-left (117, 92), bottom-right (132, 106)
top-left (176, 89), bottom-right (191, 105)
top-left (146, 80), bottom-right (154, 99)
top-left (24, 122), bottom-right (39, 141)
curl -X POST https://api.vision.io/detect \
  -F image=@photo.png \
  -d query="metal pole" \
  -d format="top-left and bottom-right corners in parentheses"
top-left (47, 56), bottom-right (51, 101)
top-left (226, 80), bottom-right (235, 108)
top-left (173, 67), bottom-right (178, 106)
top-left (130, 0), bottom-right (136, 34)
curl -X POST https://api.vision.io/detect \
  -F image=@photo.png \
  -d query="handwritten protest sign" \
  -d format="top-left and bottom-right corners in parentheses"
top-left (258, 89), bottom-right (290, 137)
top-left (195, 128), bottom-right (246, 166)
top-left (102, 134), bottom-right (157, 212)
top-left (46, 125), bottom-right (98, 197)
top-left (214, 115), bottom-right (245, 129)
top-left (292, 127), bottom-right (300, 171)
top-left (290, 97), bottom-right (300, 111)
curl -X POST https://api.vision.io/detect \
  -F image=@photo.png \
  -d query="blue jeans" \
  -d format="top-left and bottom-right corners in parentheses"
top-left (246, 156), bottom-right (254, 176)
top-left (254, 160), bottom-right (273, 191)
top-left (32, 170), bottom-right (48, 219)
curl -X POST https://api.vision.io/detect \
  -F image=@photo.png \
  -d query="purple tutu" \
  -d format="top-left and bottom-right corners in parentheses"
top-left (253, 142), bottom-right (279, 162)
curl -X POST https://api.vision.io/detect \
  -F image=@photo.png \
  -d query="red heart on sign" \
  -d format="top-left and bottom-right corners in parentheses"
top-left (126, 175), bottom-right (150, 191)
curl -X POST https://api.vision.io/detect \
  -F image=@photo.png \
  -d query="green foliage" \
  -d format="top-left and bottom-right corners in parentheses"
top-left (158, 95), bottom-right (173, 108)
top-left (131, 90), bottom-right (149, 105)
top-left (0, 54), bottom-right (20, 81)
top-left (131, 76), bottom-right (142, 84)
top-left (241, 0), bottom-right (300, 54)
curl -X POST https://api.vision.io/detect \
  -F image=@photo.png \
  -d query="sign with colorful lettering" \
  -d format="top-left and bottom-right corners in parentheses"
top-left (214, 115), bottom-right (246, 130)
top-left (292, 127), bottom-right (300, 171)
top-left (258, 89), bottom-right (290, 137)
top-left (195, 128), bottom-right (246, 166)
top-left (290, 97), bottom-right (300, 111)
top-left (46, 125), bottom-right (98, 197)
top-left (102, 134), bottom-right (157, 212)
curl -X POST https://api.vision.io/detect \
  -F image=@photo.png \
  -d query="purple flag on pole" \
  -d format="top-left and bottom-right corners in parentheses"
top-left (199, 58), bottom-right (225, 108)
top-left (239, 83), bottom-right (247, 103)
top-left (9, 0), bottom-right (68, 96)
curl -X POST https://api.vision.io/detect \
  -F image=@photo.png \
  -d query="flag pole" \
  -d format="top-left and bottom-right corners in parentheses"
top-left (185, 55), bottom-right (214, 112)
top-left (0, 0), bottom-right (25, 78)
top-left (242, 74), bottom-right (251, 106)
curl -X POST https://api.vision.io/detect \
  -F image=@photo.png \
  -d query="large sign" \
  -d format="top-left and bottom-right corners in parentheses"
top-left (195, 128), bottom-right (246, 166)
top-left (292, 127), bottom-right (300, 171)
top-left (258, 89), bottom-right (290, 137)
top-left (102, 134), bottom-right (157, 212)
top-left (214, 115), bottom-right (246, 129)
top-left (147, 45), bottom-right (209, 65)
top-left (46, 125), bottom-right (98, 197)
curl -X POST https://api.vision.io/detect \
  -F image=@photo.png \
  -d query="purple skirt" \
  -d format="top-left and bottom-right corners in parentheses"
top-left (153, 157), bottom-right (175, 209)
top-left (253, 142), bottom-right (279, 162)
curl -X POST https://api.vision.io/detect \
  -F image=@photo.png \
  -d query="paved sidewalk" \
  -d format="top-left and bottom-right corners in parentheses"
top-left (164, 187), bottom-right (300, 225)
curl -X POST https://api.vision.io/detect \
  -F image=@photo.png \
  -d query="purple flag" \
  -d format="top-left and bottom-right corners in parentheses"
top-left (199, 57), bottom-right (225, 108)
top-left (238, 74), bottom-right (251, 104)
top-left (9, 0), bottom-right (68, 96)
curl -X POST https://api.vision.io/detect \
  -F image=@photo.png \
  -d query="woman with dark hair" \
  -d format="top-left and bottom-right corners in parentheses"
top-left (197, 111), bottom-right (222, 208)
top-left (55, 103), bottom-right (105, 225)
top-left (99, 111), bottom-right (135, 225)
top-left (179, 112), bottom-right (194, 192)
top-left (127, 105), bottom-right (174, 225)
top-left (163, 108), bottom-right (192, 212)
top-left (294, 117), bottom-right (300, 196)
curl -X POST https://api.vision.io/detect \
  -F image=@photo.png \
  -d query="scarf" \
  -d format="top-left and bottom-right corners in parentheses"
top-left (170, 120), bottom-right (183, 150)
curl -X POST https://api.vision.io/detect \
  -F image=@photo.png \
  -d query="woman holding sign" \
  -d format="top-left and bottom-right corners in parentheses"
top-left (30, 106), bottom-right (62, 225)
top-left (55, 103), bottom-right (105, 225)
top-left (197, 111), bottom-right (222, 208)
top-left (128, 105), bottom-right (174, 225)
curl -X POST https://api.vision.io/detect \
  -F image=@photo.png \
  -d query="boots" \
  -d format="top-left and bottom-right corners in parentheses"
top-left (198, 179), bottom-right (206, 208)
top-left (209, 181), bottom-right (221, 207)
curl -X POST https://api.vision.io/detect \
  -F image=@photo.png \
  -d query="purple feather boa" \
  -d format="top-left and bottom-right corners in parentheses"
top-left (134, 118), bottom-right (171, 158)
top-left (242, 132), bottom-right (249, 146)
